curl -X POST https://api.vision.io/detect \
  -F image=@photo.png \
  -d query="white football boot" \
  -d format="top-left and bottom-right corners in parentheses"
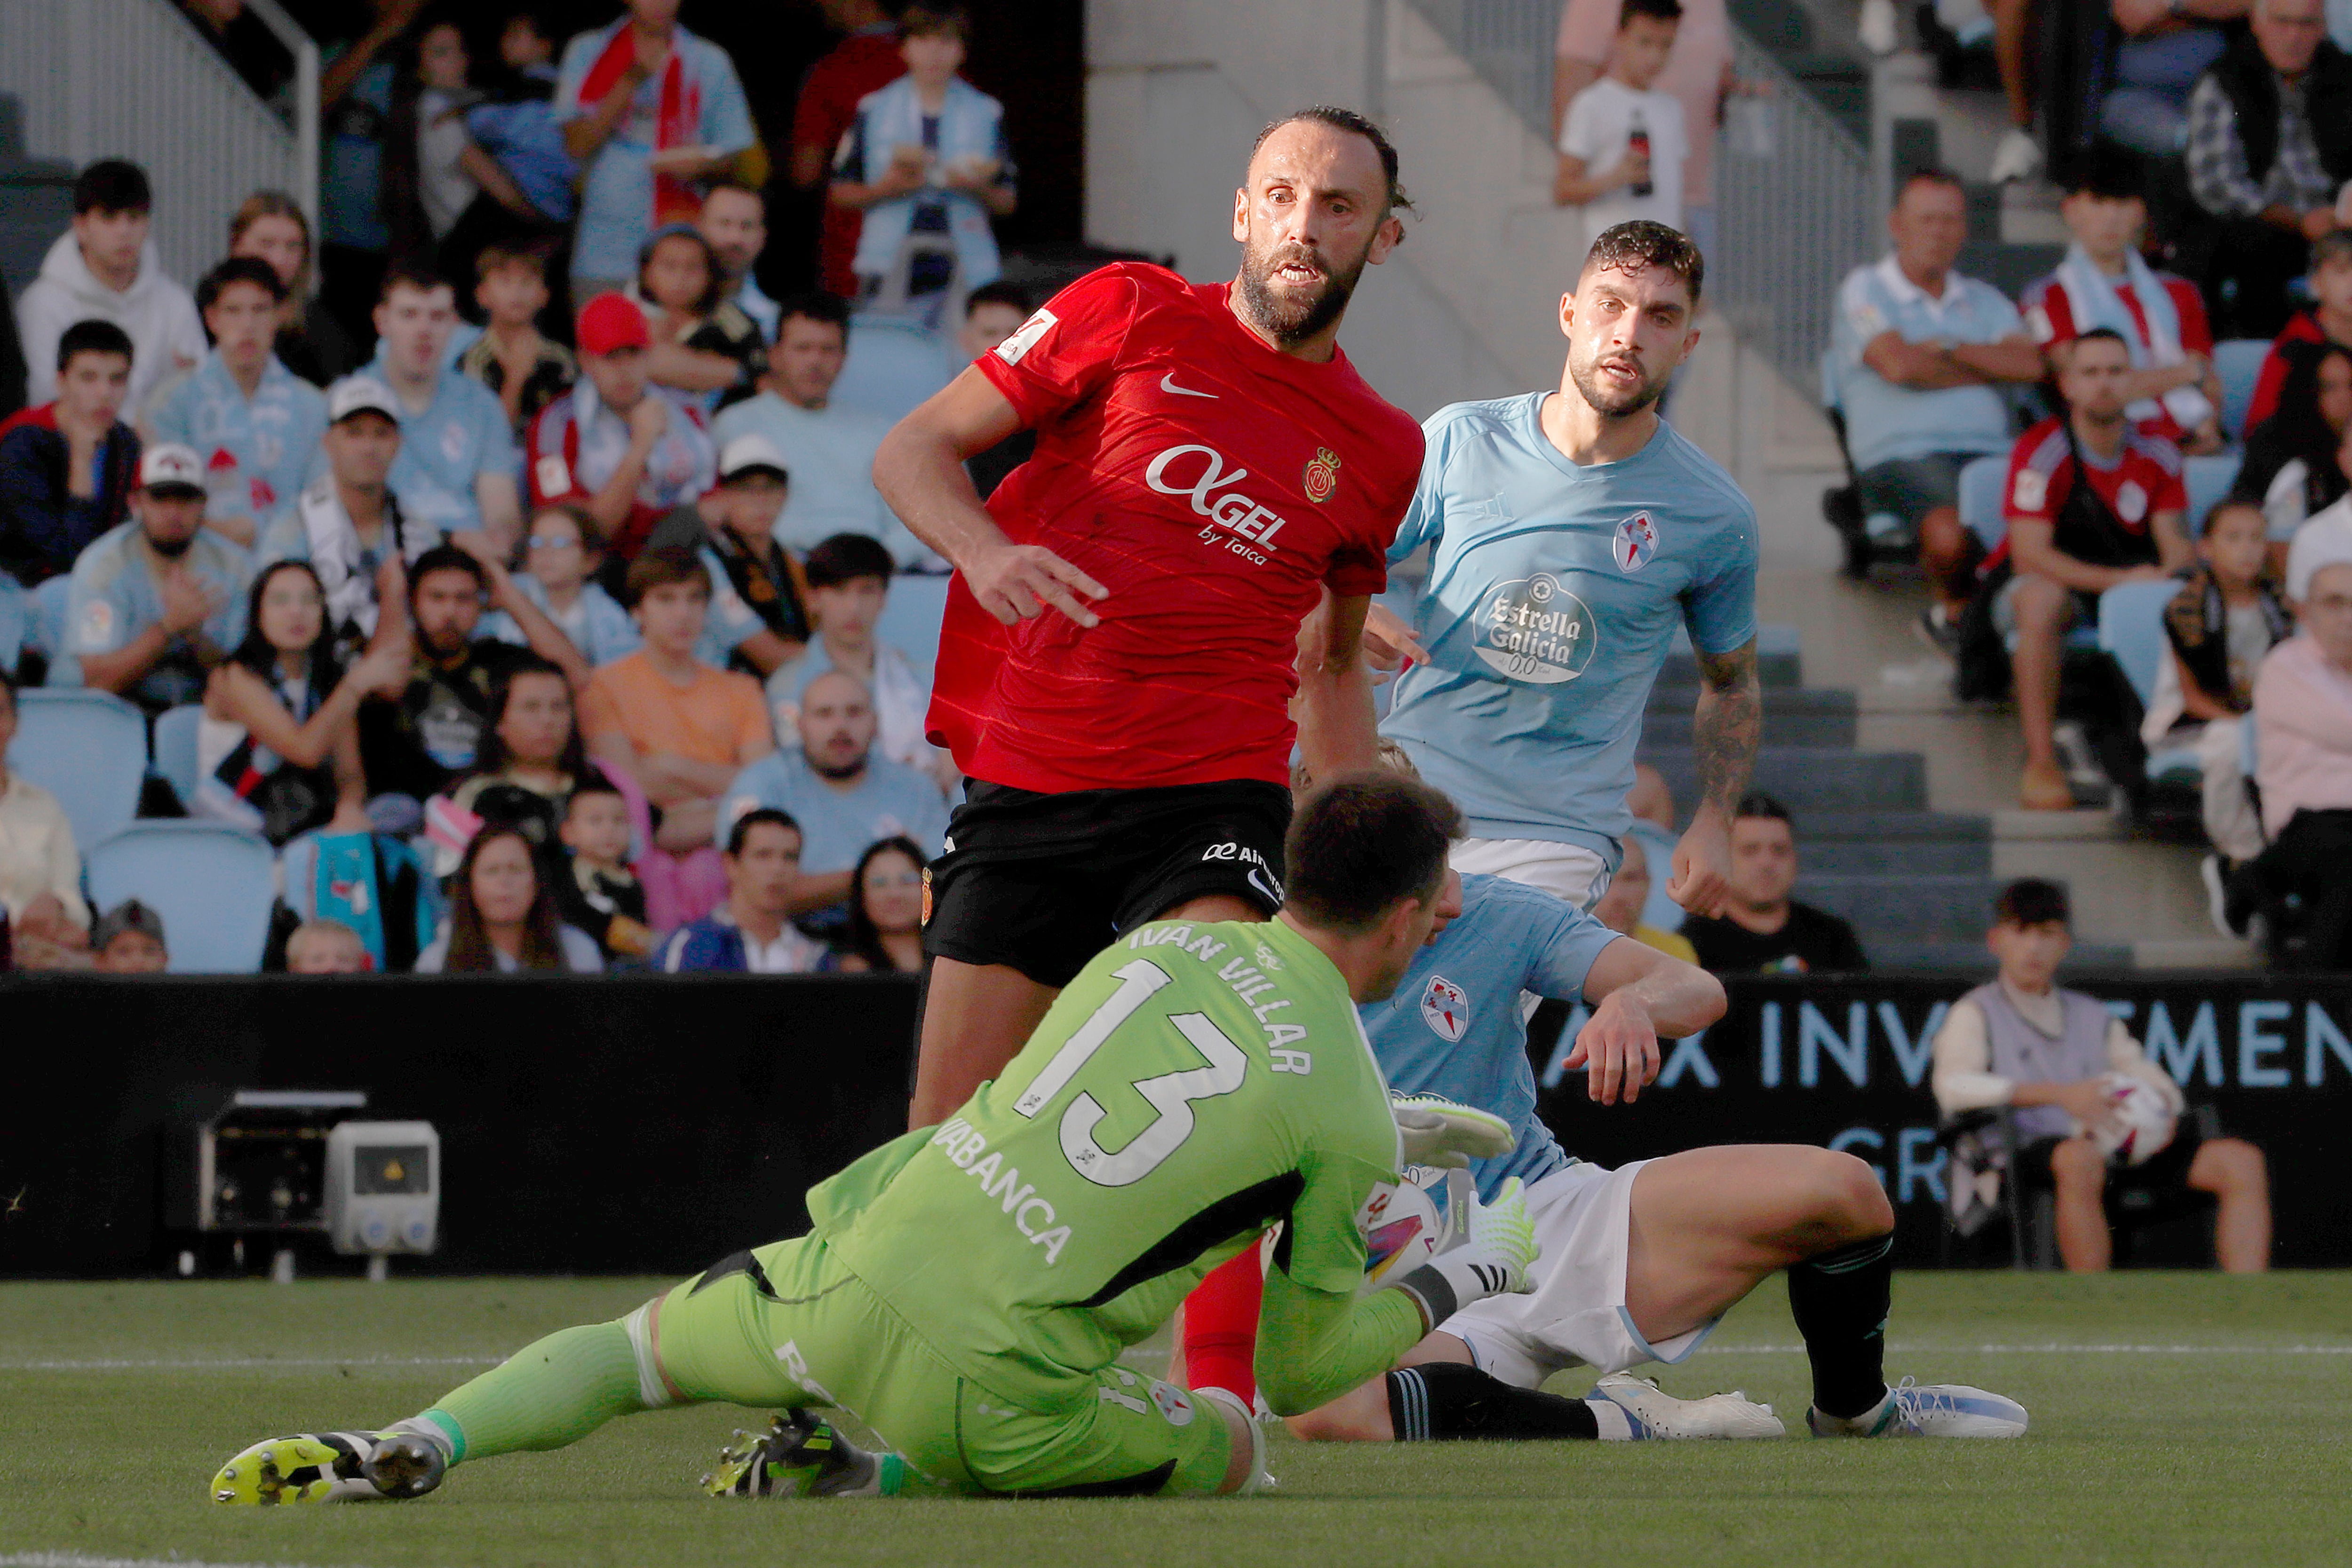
top-left (1807, 1377), bottom-right (2029, 1438)
top-left (1590, 1373), bottom-right (1786, 1439)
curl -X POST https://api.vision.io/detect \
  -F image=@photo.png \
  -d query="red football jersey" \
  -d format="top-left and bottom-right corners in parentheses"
top-left (2020, 271), bottom-right (2214, 443)
top-left (2245, 310), bottom-right (2330, 434)
top-left (929, 262), bottom-right (1423, 794)
top-left (1988, 415), bottom-right (2185, 574)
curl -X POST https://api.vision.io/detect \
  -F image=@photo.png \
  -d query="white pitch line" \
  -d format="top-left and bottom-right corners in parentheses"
top-left (0, 1556), bottom-right (374, 1568)
top-left (0, 1355), bottom-right (502, 1371)
top-left (1707, 1343), bottom-right (2352, 1355)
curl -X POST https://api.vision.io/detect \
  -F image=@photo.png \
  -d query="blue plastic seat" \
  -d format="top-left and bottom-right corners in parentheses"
top-left (2099, 578), bottom-right (2201, 781)
top-left (2182, 452), bottom-right (2242, 537)
top-left (833, 317), bottom-right (955, 426)
top-left (2213, 339), bottom-right (2270, 441)
top-left (85, 820), bottom-right (277, 973)
top-left (1959, 455), bottom-right (2008, 554)
top-left (1820, 348), bottom-right (1904, 540)
top-left (0, 576), bottom-right (24, 675)
top-left (876, 571), bottom-right (951, 683)
top-left (151, 703), bottom-right (204, 811)
top-left (7, 688), bottom-right (148, 852)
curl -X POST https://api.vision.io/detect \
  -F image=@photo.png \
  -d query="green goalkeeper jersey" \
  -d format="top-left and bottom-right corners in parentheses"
top-left (809, 915), bottom-right (1426, 1415)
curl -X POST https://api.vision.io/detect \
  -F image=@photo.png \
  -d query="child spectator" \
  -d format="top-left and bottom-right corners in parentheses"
top-left (426, 654), bottom-right (636, 877)
top-left (791, 0), bottom-right (907, 299)
top-left (525, 293), bottom-right (715, 570)
top-left (2244, 232), bottom-right (2352, 431)
top-left (636, 224), bottom-right (766, 412)
top-left (91, 897), bottom-right (170, 973)
top-left (1553, 0), bottom-right (1689, 249)
top-left (417, 821), bottom-right (603, 972)
top-left (831, 5), bottom-right (1017, 318)
top-left (659, 807), bottom-right (823, 972)
top-left (146, 257), bottom-right (328, 552)
top-left (483, 503), bottom-right (640, 668)
top-left (555, 0), bottom-right (756, 299)
top-left (580, 547), bottom-right (772, 858)
top-left (765, 531), bottom-right (946, 788)
top-left (199, 559), bottom-right (407, 845)
top-left (957, 280), bottom-right (1034, 499)
top-left (554, 777), bottom-right (654, 962)
top-left (406, 21), bottom-right (484, 258)
top-left (458, 245), bottom-right (576, 437)
top-left (2136, 503), bottom-right (2292, 891)
top-left (821, 833), bottom-right (925, 973)
top-left (2235, 342), bottom-right (2352, 548)
top-left (228, 192), bottom-right (358, 387)
top-left (16, 160), bottom-right (204, 412)
top-left (0, 668), bottom-right (90, 968)
top-left (644, 434), bottom-right (810, 678)
top-left (447, 9), bottom-right (579, 275)
top-left (65, 444), bottom-right (252, 714)
top-left (286, 918), bottom-right (371, 973)
top-left (0, 320), bottom-right (140, 590)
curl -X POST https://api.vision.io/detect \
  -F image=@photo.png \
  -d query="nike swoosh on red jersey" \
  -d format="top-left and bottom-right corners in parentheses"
top-left (1159, 373), bottom-right (1219, 398)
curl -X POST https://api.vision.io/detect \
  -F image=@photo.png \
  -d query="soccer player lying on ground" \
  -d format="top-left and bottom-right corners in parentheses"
top-left (1179, 755), bottom-right (2030, 1444)
top-left (210, 774), bottom-right (1544, 1505)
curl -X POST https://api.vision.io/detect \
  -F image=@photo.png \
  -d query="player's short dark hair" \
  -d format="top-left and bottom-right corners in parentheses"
top-left (197, 256), bottom-right (286, 313)
top-left (1995, 878), bottom-right (2071, 928)
top-left (565, 777), bottom-right (627, 815)
top-left (476, 239), bottom-right (553, 283)
top-left (74, 159), bottom-right (151, 216)
top-left (1734, 791), bottom-right (1794, 826)
top-left (380, 256), bottom-right (454, 305)
top-left (727, 807), bottom-right (803, 857)
top-left (1583, 220), bottom-right (1705, 303)
top-left (804, 532), bottom-right (895, 590)
top-left (2068, 142), bottom-right (2144, 202)
top-left (899, 3), bottom-right (969, 40)
top-left (409, 544), bottom-right (486, 598)
top-left (57, 318), bottom-right (135, 373)
top-left (1252, 106), bottom-right (1416, 221)
top-left (1620, 0), bottom-right (1684, 24)
top-left (964, 280), bottom-right (1031, 317)
top-left (776, 291), bottom-right (852, 340)
top-left (623, 546), bottom-right (713, 607)
top-left (1896, 166), bottom-right (1966, 205)
top-left (1284, 771), bottom-right (1463, 935)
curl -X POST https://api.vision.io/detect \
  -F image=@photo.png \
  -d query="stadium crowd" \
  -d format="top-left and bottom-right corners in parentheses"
top-left (0, 0), bottom-right (1024, 974)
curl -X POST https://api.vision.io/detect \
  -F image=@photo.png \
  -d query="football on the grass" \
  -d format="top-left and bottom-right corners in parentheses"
top-left (2092, 1073), bottom-right (2177, 1166)
top-left (1359, 1166), bottom-right (1472, 1294)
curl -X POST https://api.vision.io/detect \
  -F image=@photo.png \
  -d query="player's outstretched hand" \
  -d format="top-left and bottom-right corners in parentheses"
top-left (1392, 1093), bottom-right (1516, 1169)
top-left (1666, 812), bottom-right (1733, 919)
top-left (1358, 601), bottom-right (1430, 677)
top-left (966, 539), bottom-right (1108, 629)
top-left (1562, 990), bottom-right (1663, 1105)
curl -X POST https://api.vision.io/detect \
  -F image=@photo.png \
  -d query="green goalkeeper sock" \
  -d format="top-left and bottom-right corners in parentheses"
top-left (398, 1320), bottom-right (650, 1465)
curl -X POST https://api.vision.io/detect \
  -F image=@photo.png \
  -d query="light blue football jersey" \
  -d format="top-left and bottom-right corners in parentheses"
top-left (1360, 872), bottom-right (1623, 1197)
top-left (1381, 396), bottom-right (1758, 862)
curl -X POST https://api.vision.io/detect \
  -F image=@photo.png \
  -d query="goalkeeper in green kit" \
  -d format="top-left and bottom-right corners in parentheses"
top-left (211, 773), bottom-right (1540, 1504)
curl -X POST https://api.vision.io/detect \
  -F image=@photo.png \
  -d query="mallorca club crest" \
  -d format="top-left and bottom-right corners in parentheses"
top-left (1303, 446), bottom-right (1342, 503)
top-left (1613, 510), bottom-right (1660, 573)
top-left (1420, 974), bottom-right (1469, 1042)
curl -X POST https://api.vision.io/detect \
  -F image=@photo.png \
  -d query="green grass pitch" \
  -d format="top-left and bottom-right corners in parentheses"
top-left (3, 1272), bottom-right (2348, 1568)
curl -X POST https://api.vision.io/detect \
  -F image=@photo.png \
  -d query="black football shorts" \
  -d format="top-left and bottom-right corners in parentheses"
top-left (923, 778), bottom-right (1292, 988)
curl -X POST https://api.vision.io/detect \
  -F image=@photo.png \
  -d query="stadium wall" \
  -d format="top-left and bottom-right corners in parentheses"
top-left (4, 974), bottom-right (2349, 1277)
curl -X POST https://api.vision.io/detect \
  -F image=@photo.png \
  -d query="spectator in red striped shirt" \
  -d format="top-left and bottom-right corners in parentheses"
top-left (2243, 231), bottom-right (2352, 431)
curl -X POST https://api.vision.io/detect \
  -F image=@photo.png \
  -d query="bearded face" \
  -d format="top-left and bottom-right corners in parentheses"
top-left (1232, 226), bottom-right (1378, 349)
top-left (1565, 324), bottom-right (1674, 418)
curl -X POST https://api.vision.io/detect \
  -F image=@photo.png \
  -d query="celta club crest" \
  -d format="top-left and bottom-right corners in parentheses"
top-left (1420, 974), bottom-right (1469, 1042)
top-left (1613, 510), bottom-right (1660, 572)
top-left (1303, 446), bottom-right (1341, 503)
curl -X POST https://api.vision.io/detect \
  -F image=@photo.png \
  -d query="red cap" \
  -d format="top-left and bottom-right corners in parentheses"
top-left (576, 292), bottom-right (651, 357)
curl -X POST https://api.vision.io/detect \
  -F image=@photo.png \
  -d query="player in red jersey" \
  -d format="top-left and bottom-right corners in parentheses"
top-left (874, 106), bottom-right (1427, 1125)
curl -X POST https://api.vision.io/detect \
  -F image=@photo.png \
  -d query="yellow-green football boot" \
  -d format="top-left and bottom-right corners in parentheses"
top-left (210, 1430), bottom-right (445, 1505)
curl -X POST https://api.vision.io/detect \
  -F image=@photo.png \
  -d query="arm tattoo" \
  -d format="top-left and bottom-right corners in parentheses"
top-left (1691, 638), bottom-right (1762, 818)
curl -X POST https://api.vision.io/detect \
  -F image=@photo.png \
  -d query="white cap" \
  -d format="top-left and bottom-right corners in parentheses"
top-left (137, 443), bottom-right (206, 494)
top-left (717, 433), bottom-right (789, 484)
top-left (327, 375), bottom-right (402, 426)
top-left (2287, 499), bottom-right (2352, 602)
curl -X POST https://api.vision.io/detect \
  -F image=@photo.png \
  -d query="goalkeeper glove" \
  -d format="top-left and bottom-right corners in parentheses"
top-left (1388, 1176), bottom-right (1540, 1332)
top-left (1392, 1093), bottom-right (1516, 1170)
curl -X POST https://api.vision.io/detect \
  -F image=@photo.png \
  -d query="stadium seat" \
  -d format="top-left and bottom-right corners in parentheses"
top-left (0, 576), bottom-right (23, 675)
top-left (2182, 452), bottom-right (2242, 537)
top-left (1958, 455), bottom-right (2007, 553)
top-left (85, 820), bottom-right (277, 973)
top-left (877, 571), bottom-right (950, 681)
top-left (2213, 339), bottom-right (2270, 441)
top-left (7, 688), bottom-right (149, 852)
top-left (834, 317), bottom-right (956, 425)
top-left (151, 704), bottom-right (204, 811)
top-left (2098, 579), bottom-right (2200, 782)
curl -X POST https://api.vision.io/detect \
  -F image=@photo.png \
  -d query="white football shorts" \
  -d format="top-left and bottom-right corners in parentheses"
top-left (1436, 1160), bottom-right (1718, 1387)
top-left (1448, 838), bottom-right (1612, 911)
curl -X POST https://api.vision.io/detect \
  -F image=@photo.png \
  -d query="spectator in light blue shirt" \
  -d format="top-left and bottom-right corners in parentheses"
top-left (1829, 170), bottom-right (2042, 633)
top-left (721, 668), bottom-right (948, 932)
top-left (64, 443), bottom-right (250, 713)
top-left (354, 261), bottom-right (522, 547)
top-left (146, 258), bottom-right (327, 554)
top-left (554, 2), bottom-right (757, 295)
top-left (465, 12), bottom-right (580, 227)
top-left (483, 500), bottom-right (641, 667)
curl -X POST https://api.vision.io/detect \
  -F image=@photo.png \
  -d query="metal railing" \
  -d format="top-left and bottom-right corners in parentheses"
top-left (1399, 0), bottom-right (1876, 390)
top-left (0, 0), bottom-right (317, 286)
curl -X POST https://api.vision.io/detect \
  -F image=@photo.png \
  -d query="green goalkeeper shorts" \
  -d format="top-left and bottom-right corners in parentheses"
top-left (629, 1235), bottom-right (1240, 1497)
